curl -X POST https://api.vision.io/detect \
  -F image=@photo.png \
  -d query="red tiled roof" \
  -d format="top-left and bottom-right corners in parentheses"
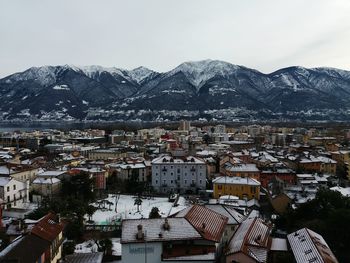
top-left (184, 205), bottom-right (228, 243)
top-left (31, 213), bottom-right (63, 242)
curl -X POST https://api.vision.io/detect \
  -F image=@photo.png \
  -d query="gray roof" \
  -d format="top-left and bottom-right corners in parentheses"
top-left (121, 218), bottom-right (201, 243)
top-left (204, 204), bottom-right (245, 225)
top-left (63, 252), bottom-right (103, 263)
top-left (213, 176), bottom-right (260, 186)
top-left (287, 228), bottom-right (338, 263)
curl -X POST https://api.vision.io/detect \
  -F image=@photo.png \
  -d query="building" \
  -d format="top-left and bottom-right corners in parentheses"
top-left (0, 213), bottom-right (64, 263)
top-left (121, 205), bottom-right (228, 263)
top-left (88, 148), bottom-right (128, 160)
top-left (0, 177), bottom-right (27, 210)
top-left (179, 120), bottom-right (191, 131)
top-left (108, 159), bottom-right (151, 182)
top-left (204, 204), bottom-right (246, 243)
top-left (287, 228), bottom-right (338, 263)
top-left (151, 155), bottom-right (207, 194)
top-left (331, 150), bottom-right (350, 179)
top-left (260, 169), bottom-right (296, 188)
top-left (71, 167), bottom-right (107, 190)
top-left (32, 177), bottom-right (61, 197)
top-left (225, 217), bottom-right (272, 263)
top-left (299, 156), bottom-right (337, 175)
top-left (221, 163), bottom-right (260, 181)
top-left (213, 176), bottom-right (260, 200)
top-left (0, 164), bottom-right (39, 184)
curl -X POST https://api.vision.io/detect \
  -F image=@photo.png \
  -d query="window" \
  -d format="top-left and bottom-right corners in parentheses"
top-left (218, 185), bottom-right (222, 190)
top-left (156, 180), bottom-right (158, 184)
top-left (170, 180), bottom-right (173, 184)
top-left (7, 186), bottom-right (9, 192)
top-left (185, 180), bottom-right (187, 184)
top-left (13, 185), bottom-right (16, 190)
top-left (199, 180), bottom-right (202, 184)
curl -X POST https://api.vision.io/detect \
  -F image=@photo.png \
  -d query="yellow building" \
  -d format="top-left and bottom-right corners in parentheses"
top-left (213, 176), bottom-right (260, 200)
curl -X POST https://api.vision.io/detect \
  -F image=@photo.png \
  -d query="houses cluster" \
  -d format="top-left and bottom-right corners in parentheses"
top-left (121, 204), bottom-right (338, 263)
top-left (0, 122), bottom-right (348, 262)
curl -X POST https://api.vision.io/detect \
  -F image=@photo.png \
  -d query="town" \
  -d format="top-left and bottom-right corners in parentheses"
top-left (0, 121), bottom-right (349, 263)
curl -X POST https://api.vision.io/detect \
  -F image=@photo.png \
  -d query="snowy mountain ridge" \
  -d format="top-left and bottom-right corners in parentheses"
top-left (1, 59), bottom-right (350, 122)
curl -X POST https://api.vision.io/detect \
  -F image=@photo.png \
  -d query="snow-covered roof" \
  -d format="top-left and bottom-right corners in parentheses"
top-left (38, 170), bottom-right (66, 177)
top-left (270, 238), bottom-right (288, 251)
top-left (287, 228), bottom-right (338, 263)
top-left (119, 163), bottom-right (146, 170)
top-left (0, 166), bottom-right (14, 175)
top-left (213, 176), bottom-right (260, 186)
top-left (163, 252), bottom-right (215, 261)
top-left (0, 177), bottom-right (11, 186)
top-left (196, 150), bottom-right (217, 156)
top-left (33, 178), bottom-right (61, 184)
top-left (330, 186), bottom-right (350, 197)
top-left (226, 163), bottom-right (259, 173)
top-left (152, 155), bottom-right (204, 164)
top-left (121, 218), bottom-right (201, 243)
top-left (300, 156), bottom-right (336, 164)
top-left (204, 204), bottom-right (246, 225)
top-left (226, 218), bottom-right (271, 262)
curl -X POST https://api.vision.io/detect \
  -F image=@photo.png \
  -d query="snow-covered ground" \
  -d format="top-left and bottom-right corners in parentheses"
top-left (75, 238), bottom-right (121, 256)
top-left (88, 194), bottom-right (188, 225)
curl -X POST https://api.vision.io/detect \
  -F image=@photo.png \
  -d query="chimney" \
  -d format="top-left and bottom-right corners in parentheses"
top-left (136, 224), bottom-right (144, 240)
top-left (163, 218), bottom-right (170, 230)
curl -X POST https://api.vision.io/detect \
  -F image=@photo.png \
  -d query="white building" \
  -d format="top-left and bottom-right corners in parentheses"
top-left (151, 155), bottom-right (206, 194)
top-left (121, 205), bottom-right (228, 263)
top-left (0, 177), bottom-right (27, 210)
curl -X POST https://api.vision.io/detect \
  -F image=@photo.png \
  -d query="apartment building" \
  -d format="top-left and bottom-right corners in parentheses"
top-left (151, 155), bottom-right (206, 194)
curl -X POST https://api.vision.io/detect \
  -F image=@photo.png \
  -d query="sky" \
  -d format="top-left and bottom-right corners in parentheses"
top-left (1, 0), bottom-right (350, 77)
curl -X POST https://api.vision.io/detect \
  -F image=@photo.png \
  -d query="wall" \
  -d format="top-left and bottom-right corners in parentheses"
top-left (213, 183), bottom-right (260, 200)
top-left (122, 242), bottom-right (163, 263)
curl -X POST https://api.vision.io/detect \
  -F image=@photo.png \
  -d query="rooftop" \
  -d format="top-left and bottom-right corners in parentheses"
top-left (287, 228), bottom-right (338, 263)
top-left (213, 176), bottom-right (261, 186)
top-left (226, 217), bottom-right (272, 262)
top-left (121, 218), bottom-right (201, 243)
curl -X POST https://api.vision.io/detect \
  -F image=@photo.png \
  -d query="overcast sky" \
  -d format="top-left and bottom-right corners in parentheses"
top-left (1, 0), bottom-right (350, 77)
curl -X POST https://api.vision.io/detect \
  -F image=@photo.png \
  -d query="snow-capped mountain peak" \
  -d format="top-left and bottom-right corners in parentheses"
top-left (127, 66), bottom-right (157, 84)
top-left (6, 65), bottom-right (58, 86)
top-left (168, 59), bottom-right (240, 88)
top-left (79, 65), bottom-right (126, 78)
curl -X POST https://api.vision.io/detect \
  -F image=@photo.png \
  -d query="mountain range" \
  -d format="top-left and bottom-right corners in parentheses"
top-left (1, 59), bottom-right (350, 122)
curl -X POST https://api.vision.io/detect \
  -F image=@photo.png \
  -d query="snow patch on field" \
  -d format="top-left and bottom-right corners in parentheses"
top-left (88, 194), bottom-right (187, 224)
